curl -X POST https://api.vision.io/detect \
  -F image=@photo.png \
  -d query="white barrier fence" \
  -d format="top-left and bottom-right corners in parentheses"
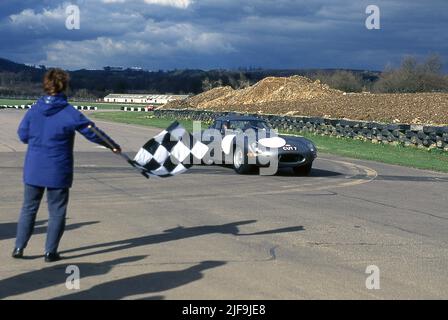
top-left (0, 105), bottom-right (97, 111)
top-left (72, 105), bottom-right (98, 111)
top-left (121, 106), bottom-right (153, 112)
top-left (0, 104), bottom-right (33, 109)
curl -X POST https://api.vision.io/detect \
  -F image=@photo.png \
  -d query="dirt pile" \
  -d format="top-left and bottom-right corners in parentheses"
top-left (164, 75), bottom-right (448, 125)
top-left (166, 76), bottom-right (343, 110)
top-left (227, 76), bottom-right (342, 104)
top-left (188, 86), bottom-right (234, 107)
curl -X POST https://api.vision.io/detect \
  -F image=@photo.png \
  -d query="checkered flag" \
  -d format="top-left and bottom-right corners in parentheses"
top-left (132, 121), bottom-right (208, 178)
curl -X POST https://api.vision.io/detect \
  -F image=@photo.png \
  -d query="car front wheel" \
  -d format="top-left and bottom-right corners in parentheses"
top-left (233, 146), bottom-right (254, 174)
top-left (293, 163), bottom-right (312, 176)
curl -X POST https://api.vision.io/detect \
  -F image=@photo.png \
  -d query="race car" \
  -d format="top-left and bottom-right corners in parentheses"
top-left (201, 115), bottom-right (317, 175)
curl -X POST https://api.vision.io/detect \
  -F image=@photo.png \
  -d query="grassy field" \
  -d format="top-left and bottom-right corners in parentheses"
top-left (0, 98), bottom-right (35, 106)
top-left (92, 111), bottom-right (197, 131)
top-left (91, 111), bottom-right (448, 173)
top-left (285, 131), bottom-right (448, 173)
top-left (0, 98), bottom-right (144, 110)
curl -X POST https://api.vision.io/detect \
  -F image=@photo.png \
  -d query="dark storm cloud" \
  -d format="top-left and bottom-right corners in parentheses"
top-left (0, 0), bottom-right (446, 70)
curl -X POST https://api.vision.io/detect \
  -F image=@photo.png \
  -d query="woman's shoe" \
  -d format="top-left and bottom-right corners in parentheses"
top-left (12, 248), bottom-right (24, 259)
top-left (44, 252), bottom-right (61, 262)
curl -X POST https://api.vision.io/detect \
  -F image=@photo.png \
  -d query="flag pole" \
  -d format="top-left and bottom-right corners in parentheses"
top-left (88, 125), bottom-right (149, 179)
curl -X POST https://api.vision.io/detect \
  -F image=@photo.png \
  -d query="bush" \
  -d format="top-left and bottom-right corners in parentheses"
top-left (374, 55), bottom-right (448, 93)
top-left (312, 70), bottom-right (364, 92)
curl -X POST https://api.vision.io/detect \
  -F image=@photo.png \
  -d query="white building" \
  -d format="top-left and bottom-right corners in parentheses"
top-left (103, 94), bottom-right (189, 104)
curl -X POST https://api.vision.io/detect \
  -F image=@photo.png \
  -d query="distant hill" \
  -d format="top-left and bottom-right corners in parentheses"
top-left (0, 58), bottom-right (41, 73)
top-left (0, 57), bottom-right (381, 99)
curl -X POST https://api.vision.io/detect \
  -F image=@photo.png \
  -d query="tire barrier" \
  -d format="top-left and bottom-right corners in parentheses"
top-left (73, 106), bottom-right (98, 111)
top-left (154, 109), bottom-right (448, 152)
top-left (121, 106), bottom-right (152, 112)
top-left (0, 105), bottom-right (97, 111)
top-left (0, 104), bottom-right (33, 109)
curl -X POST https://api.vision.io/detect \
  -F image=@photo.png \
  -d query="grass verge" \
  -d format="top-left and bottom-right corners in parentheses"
top-left (0, 98), bottom-right (35, 106)
top-left (92, 111), bottom-right (197, 131)
top-left (91, 111), bottom-right (448, 173)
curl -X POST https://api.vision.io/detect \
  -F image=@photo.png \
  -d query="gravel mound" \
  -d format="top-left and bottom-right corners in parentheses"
top-left (164, 76), bottom-right (448, 125)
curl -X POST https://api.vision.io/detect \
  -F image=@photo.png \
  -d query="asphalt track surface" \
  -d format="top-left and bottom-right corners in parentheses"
top-left (0, 109), bottom-right (447, 299)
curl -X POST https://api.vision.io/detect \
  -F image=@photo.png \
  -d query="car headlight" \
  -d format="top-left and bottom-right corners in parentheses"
top-left (304, 140), bottom-right (316, 153)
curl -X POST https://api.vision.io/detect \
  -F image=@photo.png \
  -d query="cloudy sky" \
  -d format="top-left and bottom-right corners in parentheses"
top-left (0, 0), bottom-right (447, 71)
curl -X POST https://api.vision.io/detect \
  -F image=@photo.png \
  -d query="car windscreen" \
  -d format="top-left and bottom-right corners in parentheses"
top-left (229, 120), bottom-right (270, 130)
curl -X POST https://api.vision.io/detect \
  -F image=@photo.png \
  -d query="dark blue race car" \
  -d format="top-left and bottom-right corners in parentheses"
top-left (201, 115), bottom-right (317, 175)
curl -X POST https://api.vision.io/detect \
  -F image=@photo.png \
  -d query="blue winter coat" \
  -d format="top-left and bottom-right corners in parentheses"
top-left (17, 94), bottom-right (120, 189)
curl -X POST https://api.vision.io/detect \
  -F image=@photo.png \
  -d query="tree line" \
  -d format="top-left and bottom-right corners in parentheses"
top-left (311, 54), bottom-right (448, 93)
top-left (0, 54), bottom-right (446, 99)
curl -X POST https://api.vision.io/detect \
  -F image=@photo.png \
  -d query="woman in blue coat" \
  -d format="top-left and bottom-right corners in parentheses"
top-left (13, 68), bottom-right (121, 262)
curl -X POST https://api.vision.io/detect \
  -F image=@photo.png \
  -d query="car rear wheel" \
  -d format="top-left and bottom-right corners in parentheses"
top-left (233, 146), bottom-right (254, 174)
top-left (293, 163), bottom-right (312, 176)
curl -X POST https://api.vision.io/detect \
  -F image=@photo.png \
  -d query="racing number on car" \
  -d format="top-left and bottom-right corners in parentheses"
top-left (282, 144), bottom-right (297, 151)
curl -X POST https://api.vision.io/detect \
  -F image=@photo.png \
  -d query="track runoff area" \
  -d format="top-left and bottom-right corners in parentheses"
top-left (1, 110), bottom-right (448, 310)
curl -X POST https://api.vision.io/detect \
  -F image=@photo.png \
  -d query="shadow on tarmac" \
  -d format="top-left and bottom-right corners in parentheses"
top-left (0, 220), bottom-right (303, 299)
top-left (60, 220), bottom-right (304, 260)
top-left (0, 255), bottom-right (146, 299)
top-left (53, 260), bottom-right (226, 300)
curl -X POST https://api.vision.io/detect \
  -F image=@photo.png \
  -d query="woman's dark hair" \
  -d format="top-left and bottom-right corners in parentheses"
top-left (43, 68), bottom-right (70, 95)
